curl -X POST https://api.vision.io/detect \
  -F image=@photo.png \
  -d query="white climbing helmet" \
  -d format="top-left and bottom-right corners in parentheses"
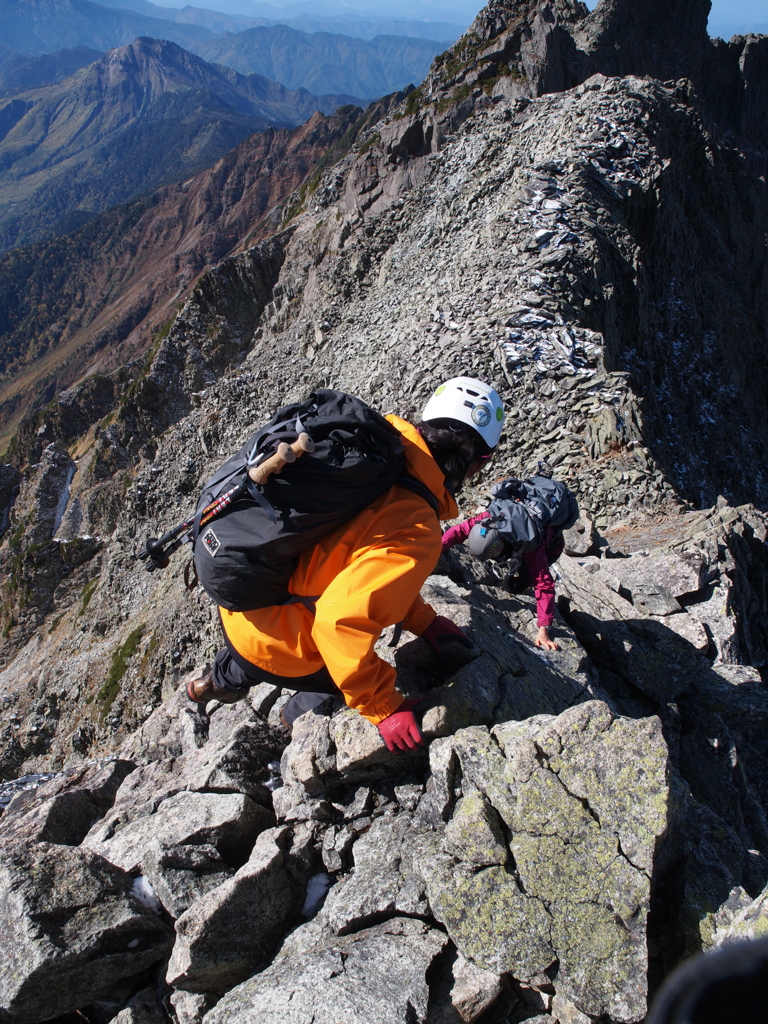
top-left (421, 377), bottom-right (505, 448)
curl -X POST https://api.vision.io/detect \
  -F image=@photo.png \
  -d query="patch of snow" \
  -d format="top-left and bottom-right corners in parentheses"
top-left (301, 872), bottom-right (332, 918)
top-left (52, 464), bottom-right (76, 537)
top-left (131, 875), bottom-right (163, 915)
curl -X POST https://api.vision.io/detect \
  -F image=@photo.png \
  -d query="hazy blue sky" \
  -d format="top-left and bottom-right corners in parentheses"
top-left (147, 0), bottom-right (768, 38)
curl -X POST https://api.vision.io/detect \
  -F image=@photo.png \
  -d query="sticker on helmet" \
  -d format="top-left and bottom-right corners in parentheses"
top-left (472, 405), bottom-right (491, 427)
top-left (202, 528), bottom-right (221, 557)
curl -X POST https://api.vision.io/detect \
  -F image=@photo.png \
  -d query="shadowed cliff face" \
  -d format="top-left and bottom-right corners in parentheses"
top-left (576, 0), bottom-right (712, 80)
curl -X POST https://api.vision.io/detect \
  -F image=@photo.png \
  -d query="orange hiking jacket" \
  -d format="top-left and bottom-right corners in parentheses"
top-left (220, 415), bottom-right (458, 724)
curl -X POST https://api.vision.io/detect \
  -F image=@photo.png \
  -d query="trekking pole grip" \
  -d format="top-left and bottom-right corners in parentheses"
top-left (248, 433), bottom-right (315, 485)
top-left (293, 432), bottom-right (315, 455)
top-left (248, 442), bottom-right (296, 484)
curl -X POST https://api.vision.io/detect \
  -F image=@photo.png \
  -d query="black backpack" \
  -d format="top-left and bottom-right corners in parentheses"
top-left (190, 389), bottom-right (438, 611)
top-left (486, 474), bottom-right (579, 550)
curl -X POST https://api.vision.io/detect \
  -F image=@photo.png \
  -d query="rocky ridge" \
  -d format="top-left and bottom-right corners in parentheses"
top-left (0, 513), bottom-right (767, 1022)
top-left (0, 0), bottom-right (766, 1021)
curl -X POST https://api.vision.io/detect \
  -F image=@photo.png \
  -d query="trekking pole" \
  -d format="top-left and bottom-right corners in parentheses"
top-left (137, 480), bottom-right (248, 571)
top-left (248, 433), bottom-right (314, 485)
top-left (198, 479), bottom-right (248, 528)
top-left (138, 433), bottom-right (315, 571)
top-left (137, 519), bottom-right (195, 570)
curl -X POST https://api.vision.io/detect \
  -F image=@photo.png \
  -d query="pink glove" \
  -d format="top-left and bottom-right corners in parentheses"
top-left (422, 616), bottom-right (472, 655)
top-left (377, 698), bottom-right (424, 752)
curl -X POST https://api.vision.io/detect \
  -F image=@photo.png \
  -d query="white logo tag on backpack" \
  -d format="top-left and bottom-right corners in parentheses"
top-left (202, 528), bottom-right (221, 557)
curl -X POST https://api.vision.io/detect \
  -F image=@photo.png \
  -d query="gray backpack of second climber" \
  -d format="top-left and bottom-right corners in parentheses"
top-left (487, 470), bottom-right (579, 548)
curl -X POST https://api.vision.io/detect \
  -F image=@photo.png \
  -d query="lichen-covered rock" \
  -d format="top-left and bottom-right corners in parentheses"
top-left (423, 702), bottom-right (673, 1022)
top-left (714, 882), bottom-right (768, 946)
top-left (443, 791), bottom-right (508, 867)
top-left (202, 918), bottom-right (448, 1024)
top-left (422, 843), bottom-right (556, 979)
top-left (0, 843), bottom-right (173, 1023)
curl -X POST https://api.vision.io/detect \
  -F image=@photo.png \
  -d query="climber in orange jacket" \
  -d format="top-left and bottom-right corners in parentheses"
top-left (188, 378), bottom-right (505, 753)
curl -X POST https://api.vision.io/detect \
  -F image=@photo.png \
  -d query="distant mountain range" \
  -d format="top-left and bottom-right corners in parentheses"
top-left (193, 0), bottom-right (479, 21)
top-left (92, 0), bottom-right (465, 42)
top-left (0, 45), bottom-right (101, 95)
top-left (0, 0), bottom-right (213, 53)
top-left (0, 0), bottom-right (451, 97)
top-left (0, 37), bottom-right (361, 250)
top-left (93, 0), bottom-right (267, 34)
top-left (196, 25), bottom-right (443, 96)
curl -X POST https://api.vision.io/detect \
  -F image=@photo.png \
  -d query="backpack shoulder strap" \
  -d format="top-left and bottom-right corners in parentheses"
top-left (397, 474), bottom-right (440, 518)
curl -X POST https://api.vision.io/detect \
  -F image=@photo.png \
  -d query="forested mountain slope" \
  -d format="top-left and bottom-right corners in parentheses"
top-left (0, 36), bottom-right (361, 251)
top-left (0, 96), bottom-right (398, 449)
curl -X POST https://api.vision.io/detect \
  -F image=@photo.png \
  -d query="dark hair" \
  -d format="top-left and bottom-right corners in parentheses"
top-left (419, 419), bottom-right (494, 491)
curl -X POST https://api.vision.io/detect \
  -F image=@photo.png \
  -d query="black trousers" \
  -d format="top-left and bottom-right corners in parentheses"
top-left (211, 635), bottom-right (343, 727)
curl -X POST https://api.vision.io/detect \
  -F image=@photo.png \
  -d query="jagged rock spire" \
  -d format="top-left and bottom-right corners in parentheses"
top-left (469, 0), bottom-right (588, 43)
top-left (576, 0), bottom-right (713, 80)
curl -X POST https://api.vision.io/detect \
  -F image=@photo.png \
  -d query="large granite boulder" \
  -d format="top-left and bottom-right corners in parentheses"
top-left (83, 790), bottom-right (273, 874)
top-left (118, 695), bottom-right (285, 807)
top-left (142, 840), bottom-right (235, 919)
top-left (0, 759), bottom-right (135, 846)
top-left (203, 918), bottom-right (448, 1024)
top-left (166, 826), bottom-right (309, 992)
top-left (422, 702), bottom-right (673, 1022)
top-left (0, 843), bottom-right (173, 1023)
